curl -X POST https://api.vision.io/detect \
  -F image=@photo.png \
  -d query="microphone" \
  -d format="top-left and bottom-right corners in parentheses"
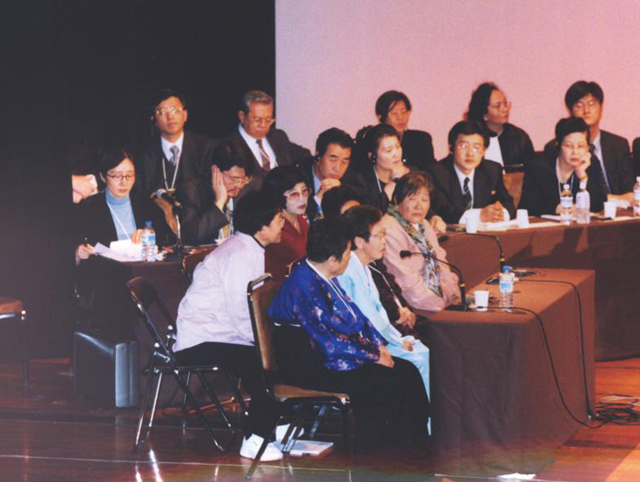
top-left (154, 189), bottom-right (182, 212)
top-left (399, 250), bottom-right (468, 311)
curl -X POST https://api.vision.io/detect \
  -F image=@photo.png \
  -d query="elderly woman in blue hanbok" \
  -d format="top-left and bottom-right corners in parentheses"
top-left (269, 217), bottom-right (428, 452)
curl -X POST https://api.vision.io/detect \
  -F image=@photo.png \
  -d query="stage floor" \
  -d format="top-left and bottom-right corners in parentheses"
top-left (1, 358), bottom-right (639, 481)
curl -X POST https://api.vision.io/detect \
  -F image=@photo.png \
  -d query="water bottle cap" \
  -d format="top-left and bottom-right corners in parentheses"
top-left (502, 266), bottom-right (513, 273)
top-left (145, 221), bottom-right (152, 227)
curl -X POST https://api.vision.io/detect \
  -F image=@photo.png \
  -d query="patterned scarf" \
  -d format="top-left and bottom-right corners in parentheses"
top-left (387, 205), bottom-right (442, 297)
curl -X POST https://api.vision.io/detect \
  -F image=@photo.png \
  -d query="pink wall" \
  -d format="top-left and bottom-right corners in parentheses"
top-left (276, 0), bottom-right (640, 158)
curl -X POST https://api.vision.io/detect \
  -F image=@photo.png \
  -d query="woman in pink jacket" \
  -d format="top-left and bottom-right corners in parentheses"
top-left (381, 172), bottom-right (460, 312)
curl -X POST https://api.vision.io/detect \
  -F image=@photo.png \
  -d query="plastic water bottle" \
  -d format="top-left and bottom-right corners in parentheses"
top-left (560, 183), bottom-right (573, 225)
top-left (499, 266), bottom-right (514, 309)
top-left (633, 176), bottom-right (640, 217)
top-left (141, 221), bottom-right (157, 263)
top-left (575, 180), bottom-right (590, 224)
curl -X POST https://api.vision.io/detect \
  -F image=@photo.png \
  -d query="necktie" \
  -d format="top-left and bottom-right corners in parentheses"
top-left (220, 202), bottom-right (232, 240)
top-left (591, 151), bottom-right (610, 194)
top-left (170, 145), bottom-right (180, 166)
top-left (462, 177), bottom-right (472, 210)
top-left (256, 140), bottom-right (271, 172)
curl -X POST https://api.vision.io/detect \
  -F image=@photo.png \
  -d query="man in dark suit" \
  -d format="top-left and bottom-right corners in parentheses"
top-left (175, 140), bottom-right (259, 246)
top-left (429, 120), bottom-right (515, 225)
top-left (138, 89), bottom-right (217, 198)
top-left (544, 81), bottom-right (634, 201)
top-left (225, 90), bottom-right (311, 180)
top-left (295, 127), bottom-right (359, 220)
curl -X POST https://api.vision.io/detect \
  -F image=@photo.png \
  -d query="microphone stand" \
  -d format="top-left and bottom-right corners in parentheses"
top-left (399, 250), bottom-right (468, 311)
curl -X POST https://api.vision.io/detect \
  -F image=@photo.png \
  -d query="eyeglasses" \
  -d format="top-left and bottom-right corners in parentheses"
top-left (106, 174), bottom-right (136, 182)
top-left (573, 100), bottom-right (598, 112)
top-left (561, 142), bottom-right (589, 152)
top-left (369, 228), bottom-right (387, 241)
top-left (249, 115), bottom-right (275, 126)
top-left (488, 100), bottom-right (511, 111)
top-left (155, 106), bottom-right (185, 117)
top-left (222, 174), bottom-right (250, 186)
top-left (456, 142), bottom-right (484, 154)
top-left (284, 186), bottom-right (310, 201)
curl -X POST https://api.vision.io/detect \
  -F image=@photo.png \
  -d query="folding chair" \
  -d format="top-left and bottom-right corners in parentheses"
top-left (245, 274), bottom-right (350, 479)
top-left (0, 297), bottom-right (28, 386)
top-left (127, 276), bottom-right (246, 452)
top-left (181, 248), bottom-right (213, 287)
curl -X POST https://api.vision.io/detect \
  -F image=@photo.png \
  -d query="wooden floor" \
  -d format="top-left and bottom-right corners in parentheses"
top-left (1, 358), bottom-right (639, 481)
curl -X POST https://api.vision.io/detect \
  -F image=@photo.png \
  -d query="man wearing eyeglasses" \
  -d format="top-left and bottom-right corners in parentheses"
top-left (225, 90), bottom-right (311, 180)
top-left (543, 81), bottom-right (634, 203)
top-left (138, 89), bottom-right (217, 198)
top-left (175, 140), bottom-right (257, 246)
top-left (428, 120), bottom-right (515, 225)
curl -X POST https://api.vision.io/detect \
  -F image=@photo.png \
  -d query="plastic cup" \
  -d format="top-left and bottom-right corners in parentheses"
top-left (604, 201), bottom-right (617, 220)
top-left (516, 209), bottom-right (530, 228)
top-left (474, 290), bottom-right (489, 311)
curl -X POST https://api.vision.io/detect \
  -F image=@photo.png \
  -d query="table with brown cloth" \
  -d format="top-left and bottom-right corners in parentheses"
top-left (441, 215), bottom-right (640, 360)
top-left (417, 268), bottom-right (595, 474)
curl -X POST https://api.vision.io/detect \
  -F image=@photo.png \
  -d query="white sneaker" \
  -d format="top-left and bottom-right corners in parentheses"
top-left (274, 423), bottom-right (305, 449)
top-left (240, 434), bottom-right (283, 461)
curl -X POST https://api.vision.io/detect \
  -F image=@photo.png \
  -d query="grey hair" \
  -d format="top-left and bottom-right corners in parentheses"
top-left (240, 90), bottom-right (274, 113)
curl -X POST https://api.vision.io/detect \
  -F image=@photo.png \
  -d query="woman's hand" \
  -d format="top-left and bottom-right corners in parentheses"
top-left (376, 345), bottom-right (395, 368)
top-left (131, 229), bottom-right (144, 244)
top-left (75, 243), bottom-right (94, 264)
top-left (402, 339), bottom-right (416, 352)
top-left (396, 306), bottom-right (416, 329)
top-left (429, 215), bottom-right (447, 235)
top-left (575, 151), bottom-right (591, 182)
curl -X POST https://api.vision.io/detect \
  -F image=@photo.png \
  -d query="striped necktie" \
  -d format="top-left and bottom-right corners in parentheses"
top-left (256, 139), bottom-right (271, 172)
top-left (462, 177), bottom-right (472, 210)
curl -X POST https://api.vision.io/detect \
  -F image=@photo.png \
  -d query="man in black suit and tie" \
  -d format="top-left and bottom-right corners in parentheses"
top-left (226, 90), bottom-right (311, 180)
top-left (138, 89), bottom-right (217, 198)
top-left (429, 120), bottom-right (515, 225)
top-left (544, 81), bottom-right (634, 202)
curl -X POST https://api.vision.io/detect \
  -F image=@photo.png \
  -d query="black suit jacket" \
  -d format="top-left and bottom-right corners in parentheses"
top-left (429, 156), bottom-right (516, 224)
top-left (137, 131), bottom-right (217, 197)
top-left (226, 127), bottom-right (311, 181)
top-left (493, 123), bottom-right (535, 169)
top-left (544, 130), bottom-right (633, 194)
top-left (174, 176), bottom-right (261, 246)
top-left (76, 190), bottom-right (171, 247)
top-left (632, 136), bottom-right (640, 177)
top-left (519, 150), bottom-right (607, 216)
top-left (401, 129), bottom-right (435, 173)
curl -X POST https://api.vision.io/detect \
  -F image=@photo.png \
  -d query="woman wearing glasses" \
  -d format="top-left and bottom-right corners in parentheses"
top-left (466, 82), bottom-right (535, 170)
top-left (264, 166), bottom-right (310, 282)
top-left (75, 148), bottom-right (169, 263)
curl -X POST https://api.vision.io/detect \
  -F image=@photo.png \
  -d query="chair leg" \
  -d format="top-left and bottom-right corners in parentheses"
top-left (340, 402), bottom-right (350, 453)
top-left (309, 403), bottom-right (328, 439)
top-left (245, 417), bottom-right (282, 480)
top-left (20, 311), bottom-right (28, 387)
top-left (146, 371), bottom-right (164, 433)
top-left (134, 369), bottom-right (158, 451)
top-left (181, 371), bottom-right (192, 413)
top-left (196, 371), bottom-right (237, 451)
top-left (171, 369), bottom-right (227, 452)
top-left (228, 373), bottom-right (249, 417)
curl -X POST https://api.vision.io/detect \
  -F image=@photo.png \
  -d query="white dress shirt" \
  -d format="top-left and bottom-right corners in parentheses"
top-left (238, 124), bottom-right (278, 169)
top-left (453, 164), bottom-right (509, 224)
top-left (161, 133), bottom-right (185, 164)
top-left (174, 232), bottom-right (265, 351)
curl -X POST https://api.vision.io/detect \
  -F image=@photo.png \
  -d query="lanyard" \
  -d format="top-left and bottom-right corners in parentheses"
top-left (161, 152), bottom-right (181, 193)
top-left (306, 260), bottom-right (358, 320)
top-left (107, 205), bottom-right (133, 239)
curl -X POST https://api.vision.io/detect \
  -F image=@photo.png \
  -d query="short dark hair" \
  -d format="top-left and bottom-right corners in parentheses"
top-left (375, 91), bottom-right (412, 122)
top-left (315, 128), bottom-right (354, 157)
top-left (554, 117), bottom-right (591, 147)
top-left (98, 148), bottom-right (135, 177)
top-left (343, 205), bottom-right (383, 248)
top-left (392, 171), bottom-right (433, 206)
top-left (320, 185), bottom-right (364, 218)
top-left (357, 123), bottom-right (400, 159)
top-left (306, 217), bottom-right (350, 263)
top-left (565, 81), bottom-right (604, 110)
top-left (213, 140), bottom-right (253, 175)
top-left (264, 166), bottom-right (306, 199)
top-left (466, 82), bottom-right (499, 122)
top-left (234, 191), bottom-right (281, 236)
top-left (448, 120), bottom-right (490, 152)
top-left (151, 88), bottom-right (187, 114)
top-left (239, 90), bottom-right (274, 114)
